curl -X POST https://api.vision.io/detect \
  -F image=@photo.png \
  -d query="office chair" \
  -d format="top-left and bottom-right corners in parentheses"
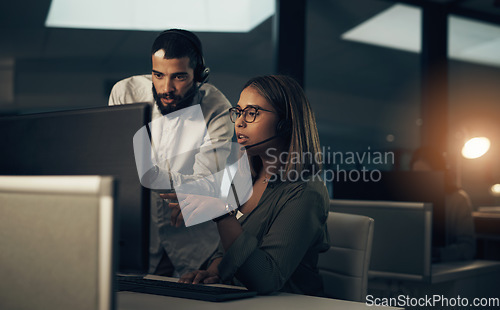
top-left (318, 212), bottom-right (374, 302)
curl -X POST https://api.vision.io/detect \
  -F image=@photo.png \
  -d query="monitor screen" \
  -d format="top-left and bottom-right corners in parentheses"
top-left (331, 171), bottom-right (446, 247)
top-left (0, 103), bottom-right (151, 273)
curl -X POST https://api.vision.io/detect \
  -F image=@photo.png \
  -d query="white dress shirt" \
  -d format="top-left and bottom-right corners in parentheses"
top-left (109, 74), bottom-right (233, 276)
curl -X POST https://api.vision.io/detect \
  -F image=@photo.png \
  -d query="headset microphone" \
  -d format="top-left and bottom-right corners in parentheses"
top-left (158, 78), bottom-right (206, 111)
top-left (156, 29), bottom-right (211, 110)
top-left (240, 135), bottom-right (279, 150)
top-left (181, 79), bottom-right (205, 102)
top-left (240, 117), bottom-right (292, 151)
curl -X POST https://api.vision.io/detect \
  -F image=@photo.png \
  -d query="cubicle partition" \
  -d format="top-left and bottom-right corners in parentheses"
top-left (331, 199), bottom-right (433, 282)
top-left (0, 175), bottom-right (116, 310)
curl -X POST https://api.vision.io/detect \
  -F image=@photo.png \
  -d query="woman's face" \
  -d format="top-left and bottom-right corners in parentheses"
top-left (235, 86), bottom-right (280, 156)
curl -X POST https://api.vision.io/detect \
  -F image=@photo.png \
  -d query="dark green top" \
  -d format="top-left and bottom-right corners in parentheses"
top-left (211, 177), bottom-right (330, 296)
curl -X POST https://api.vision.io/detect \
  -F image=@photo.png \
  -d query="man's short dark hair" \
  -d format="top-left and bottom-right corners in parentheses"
top-left (151, 29), bottom-right (202, 70)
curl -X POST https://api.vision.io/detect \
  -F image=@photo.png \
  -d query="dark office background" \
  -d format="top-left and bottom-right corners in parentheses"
top-left (1, 0), bottom-right (500, 208)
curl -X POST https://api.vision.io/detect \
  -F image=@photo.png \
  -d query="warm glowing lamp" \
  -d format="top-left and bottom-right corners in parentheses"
top-left (490, 184), bottom-right (500, 197)
top-left (461, 137), bottom-right (490, 159)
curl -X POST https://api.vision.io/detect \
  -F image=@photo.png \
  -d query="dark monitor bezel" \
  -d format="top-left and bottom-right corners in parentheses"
top-left (0, 103), bottom-right (151, 274)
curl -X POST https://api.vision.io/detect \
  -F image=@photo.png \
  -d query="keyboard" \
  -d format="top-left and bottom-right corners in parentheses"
top-left (117, 275), bottom-right (257, 302)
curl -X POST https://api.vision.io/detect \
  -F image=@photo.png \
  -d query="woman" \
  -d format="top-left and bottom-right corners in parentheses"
top-left (166, 75), bottom-right (329, 296)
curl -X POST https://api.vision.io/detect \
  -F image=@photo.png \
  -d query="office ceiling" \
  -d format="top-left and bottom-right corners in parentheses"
top-left (1, 0), bottom-right (498, 55)
top-left (2, 0), bottom-right (500, 205)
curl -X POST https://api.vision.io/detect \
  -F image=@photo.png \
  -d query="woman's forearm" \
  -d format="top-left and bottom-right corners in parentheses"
top-left (216, 216), bottom-right (243, 251)
top-left (207, 257), bottom-right (222, 274)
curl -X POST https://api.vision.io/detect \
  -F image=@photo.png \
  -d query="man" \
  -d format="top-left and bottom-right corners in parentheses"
top-left (109, 29), bottom-right (233, 277)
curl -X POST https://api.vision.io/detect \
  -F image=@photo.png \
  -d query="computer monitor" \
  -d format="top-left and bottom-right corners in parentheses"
top-left (0, 103), bottom-right (151, 273)
top-left (331, 171), bottom-right (446, 247)
top-left (0, 175), bottom-right (116, 310)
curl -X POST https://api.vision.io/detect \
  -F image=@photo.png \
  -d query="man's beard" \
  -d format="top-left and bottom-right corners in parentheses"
top-left (153, 84), bottom-right (196, 115)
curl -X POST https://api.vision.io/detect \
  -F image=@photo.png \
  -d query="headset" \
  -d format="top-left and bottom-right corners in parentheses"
top-left (243, 76), bottom-right (293, 150)
top-left (158, 29), bottom-right (210, 84)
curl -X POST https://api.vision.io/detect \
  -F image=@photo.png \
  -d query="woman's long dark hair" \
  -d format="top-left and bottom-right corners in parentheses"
top-left (242, 75), bottom-right (322, 180)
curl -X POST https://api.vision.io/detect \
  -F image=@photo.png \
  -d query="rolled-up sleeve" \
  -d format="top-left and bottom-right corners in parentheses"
top-left (108, 75), bottom-right (153, 106)
top-left (169, 85), bottom-right (234, 195)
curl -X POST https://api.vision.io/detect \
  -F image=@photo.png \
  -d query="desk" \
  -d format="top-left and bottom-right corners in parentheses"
top-left (473, 211), bottom-right (500, 259)
top-left (368, 260), bottom-right (500, 307)
top-left (117, 291), bottom-right (403, 310)
top-left (431, 260), bottom-right (500, 283)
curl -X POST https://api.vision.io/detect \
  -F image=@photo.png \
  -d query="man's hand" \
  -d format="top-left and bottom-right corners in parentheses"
top-left (160, 193), bottom-right (184, 227)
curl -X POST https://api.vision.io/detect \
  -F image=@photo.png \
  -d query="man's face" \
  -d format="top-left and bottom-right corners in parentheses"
top-left (152, 51), bottom-right (195, 115)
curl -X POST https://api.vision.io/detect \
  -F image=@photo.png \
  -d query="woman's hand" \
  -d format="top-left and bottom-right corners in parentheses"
top-left (178, 270), bottom-right (220, 284)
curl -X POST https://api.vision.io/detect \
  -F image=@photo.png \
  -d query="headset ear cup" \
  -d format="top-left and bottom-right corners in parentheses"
top-left (197, 67), bottom-right (210, 83)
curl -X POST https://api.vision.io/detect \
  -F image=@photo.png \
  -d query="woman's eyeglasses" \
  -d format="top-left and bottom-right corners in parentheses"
top-left (228, 106), bottom-right (274, 123)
